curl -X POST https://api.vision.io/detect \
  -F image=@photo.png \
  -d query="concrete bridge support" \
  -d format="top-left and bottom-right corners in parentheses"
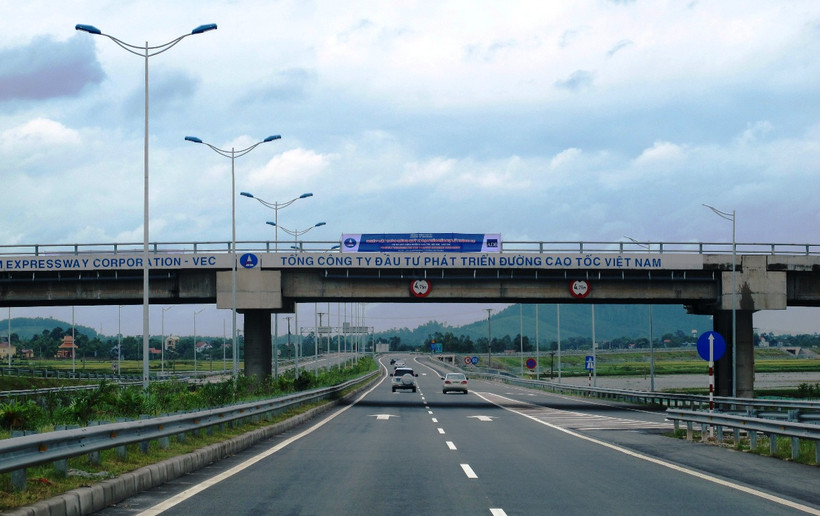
top-left (216, 269), bottom-right (282, 380)
top-left (713, 310), bottom-right (755, 398)
top-left (242, 309), bottom-right (272, 380)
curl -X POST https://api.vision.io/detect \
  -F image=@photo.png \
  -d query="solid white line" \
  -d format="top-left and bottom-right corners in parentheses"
top-left (437, 427), bottom-right (446, 434)
top-left (137, 374), bottom-right (387, 516)
top-left (473, 392), bottom-right (820, 515)
top-left (489, 509), bottom-right (507, 516)
top-left (461, 463), bottom-right (478, 478)
top-left (446, 441), bottom-right (457, 450)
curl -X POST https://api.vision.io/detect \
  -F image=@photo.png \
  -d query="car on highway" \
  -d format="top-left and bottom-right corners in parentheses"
top-left (392, 367), bottom-right (418, 392)
top-left (442, 372), bottom-right (468, 394)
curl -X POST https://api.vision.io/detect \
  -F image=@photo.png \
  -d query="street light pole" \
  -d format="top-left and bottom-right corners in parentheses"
top-left (240, 192), bottom-right (313, 251)
top-left (185, 135), bottom-right (281, 380)
top-left (703, 204), bottom-right (737, 397)
top-left (266, 221), bottom-right (326, 251)
top-left (193, 308), bottom-right (204, 377)
top-left (625, 235), bottom-right (655, 392)
top-left (161, 306), bottom-right (173, 377)
top-left (76, 22), bottom-right (217, 390)
top-left (485, 308), bottom-right (493, 370)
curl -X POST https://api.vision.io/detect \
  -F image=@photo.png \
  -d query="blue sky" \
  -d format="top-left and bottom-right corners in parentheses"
top-left (2, 1), bottom-right (820, 336)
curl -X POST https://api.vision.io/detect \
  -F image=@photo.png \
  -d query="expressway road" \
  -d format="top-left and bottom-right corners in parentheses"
top-left (97, 355), bottom-right (820, 515)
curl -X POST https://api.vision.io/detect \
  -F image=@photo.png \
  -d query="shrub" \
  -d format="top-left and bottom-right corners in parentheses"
top-left (0, 400), bottom-right (46, 431)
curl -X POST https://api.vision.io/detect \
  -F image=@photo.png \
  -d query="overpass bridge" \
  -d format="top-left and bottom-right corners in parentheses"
top-left (2, 239), bottom-right (820, 397)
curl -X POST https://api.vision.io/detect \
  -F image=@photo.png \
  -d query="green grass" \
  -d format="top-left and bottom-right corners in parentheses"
top-left (482, 348), bottom-right (820, 378)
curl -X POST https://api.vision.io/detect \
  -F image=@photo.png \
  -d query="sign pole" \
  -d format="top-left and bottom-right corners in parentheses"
top-left (708, 333), bottom-right (715, 413)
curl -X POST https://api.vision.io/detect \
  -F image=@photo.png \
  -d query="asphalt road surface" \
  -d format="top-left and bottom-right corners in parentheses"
top-left (96, 355), bottom-right (820, 515)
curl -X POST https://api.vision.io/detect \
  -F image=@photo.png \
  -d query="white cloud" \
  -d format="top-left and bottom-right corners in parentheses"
top-left (4, 1), bottom-right (820, 335)
top-left (1, 117), bottom-right (80, 150)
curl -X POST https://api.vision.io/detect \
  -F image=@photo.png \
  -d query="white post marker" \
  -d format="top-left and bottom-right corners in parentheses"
top-left (708, 333), bottom-right (714, 413)
top-left (696, 331), bottom-right (727, 438)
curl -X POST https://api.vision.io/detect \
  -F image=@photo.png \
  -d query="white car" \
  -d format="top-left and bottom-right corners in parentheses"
top-left (442, 372), bottom-right (468, 394)
top-left (392, 367), bottom-right (418, 392)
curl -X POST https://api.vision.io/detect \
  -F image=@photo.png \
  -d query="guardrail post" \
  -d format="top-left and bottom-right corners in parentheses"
top-left (700, 423), bottom-right (708, 442)
top-left (791, 437), bottom-right (800, 460)
top-left (54, 458), bottom-right (67, 476)
top-left (9, 430), bottom-right (27, 491)
top-left (769, 433), bottom-right (778, 455)
top-left (686, 421), bottom-right (693, 441)
top-left (10, 468), bottom-right (26, 492)
top-left (715, 425), bottom-right (723, 443)
top-left (733, 428), bottom-right (740, 445)
top-left (749, 430), bottom-right (758, 450)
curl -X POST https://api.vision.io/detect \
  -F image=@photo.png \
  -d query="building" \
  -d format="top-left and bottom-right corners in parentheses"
top-left (56, 335), bottom-right (78, 359)
top-left (164, 336), bottom-right (179, 350)
top-left (0, 340), bottom-right (16, 359)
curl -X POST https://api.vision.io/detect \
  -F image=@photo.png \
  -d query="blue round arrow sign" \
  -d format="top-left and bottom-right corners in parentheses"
top-left (696, 331), bottom-right (726, 361)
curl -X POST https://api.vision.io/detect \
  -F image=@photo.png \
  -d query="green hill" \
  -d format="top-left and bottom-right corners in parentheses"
top-left (0, 317), bottom-right (98, 340)
top-left (375, 304), bottom-right (712, 348)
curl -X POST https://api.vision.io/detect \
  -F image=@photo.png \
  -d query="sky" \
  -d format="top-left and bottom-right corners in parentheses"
top-left (2, 0), bottom-right (820, 337)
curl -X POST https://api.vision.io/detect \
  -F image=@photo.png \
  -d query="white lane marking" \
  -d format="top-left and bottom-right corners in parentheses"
top-left (468, 415), bottom-right (495, 422)
top-left (473, 392), bottom-right (820, 515)
top-left (428, 410), bottom-right (434, 415)
top-left (446, 441), bottom-right (457, 450)
top-left (437, 427), bottom-right (446, 434)
top-left (137, 370), bottom-right (387, 515)
top-left (370, 414), bottom-right (397, 420)
top-left (461, 463), bottom-right (478, 478)
top-left (490, 509), bottom-right (507, 516)
top-left (432, 417), bottom-right (438, 423)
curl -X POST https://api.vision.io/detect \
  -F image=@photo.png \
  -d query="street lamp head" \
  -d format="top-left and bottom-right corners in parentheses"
top-left (191, 23), bottom-right (218, 35)
top-left (315, 222), bottom-right (326, 227)
top-left (240, 192), bottom-right (254, 198)
top-left (300, 193), bottom-right (313, 199)
top-left (263, 135), bottom-right (282, 143)
top-left (75, 24), bottom-right (102, 35)
top-left (266, 221), bottom-right (276, 227)
top-left (185, 136), bottom-right (203, 144)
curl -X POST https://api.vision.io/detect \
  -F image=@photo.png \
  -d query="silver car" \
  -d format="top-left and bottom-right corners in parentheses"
top-left (442, 372), bottom-right (468, 394)
top-left (392, 367), bottom-right (418, 392)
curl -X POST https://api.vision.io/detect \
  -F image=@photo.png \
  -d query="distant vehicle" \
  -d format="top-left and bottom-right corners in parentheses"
top-left (389, 358), bottom-right (396, 365)
top-left (392, 367), bottom-right (418, 392)
top-left (393, 360), bottom-right (406, 368)
top-left (442, 372), bottom-right (468, 394)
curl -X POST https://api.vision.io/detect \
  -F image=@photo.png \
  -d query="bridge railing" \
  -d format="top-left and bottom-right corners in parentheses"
top-left (3, 240), bottom-right (820, 256)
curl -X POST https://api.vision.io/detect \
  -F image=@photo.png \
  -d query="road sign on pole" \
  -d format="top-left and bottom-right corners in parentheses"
top-left (526, 357), bottom-right (537, 370)
top-left (585, 355), bottom-right (595, 370)
top-left (697, 331), bottom-right (726, 361)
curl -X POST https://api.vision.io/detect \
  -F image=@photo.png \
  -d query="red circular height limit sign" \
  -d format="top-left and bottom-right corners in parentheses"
top-left (410, 279), bottom-right (432, 298)
top-left (569, 280), bottom-right (591, 298)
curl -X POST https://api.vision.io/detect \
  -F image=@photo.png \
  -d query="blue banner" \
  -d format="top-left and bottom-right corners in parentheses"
top-left (341, 233), bottom-right (500, 253)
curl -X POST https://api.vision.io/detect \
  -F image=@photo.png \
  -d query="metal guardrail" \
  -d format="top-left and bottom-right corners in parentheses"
top-left (1, 367), bottom-right (141, 383)
top-left (0, 370), bottom-right (380, 487)
top-left (2, 240), bottom-right (820, 256)
top-left (463, 367), bottom-right (820, 462)
top-left (0, 382), bottom-right (145, 402)
top-left (666, 409), bottom-right (820, 462)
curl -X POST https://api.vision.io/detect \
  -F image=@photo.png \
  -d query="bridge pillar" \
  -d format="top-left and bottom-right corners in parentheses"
top-left (243, 310), bottom-right (272, 380)
top-left (713, 310), bottom-right (755, 398)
